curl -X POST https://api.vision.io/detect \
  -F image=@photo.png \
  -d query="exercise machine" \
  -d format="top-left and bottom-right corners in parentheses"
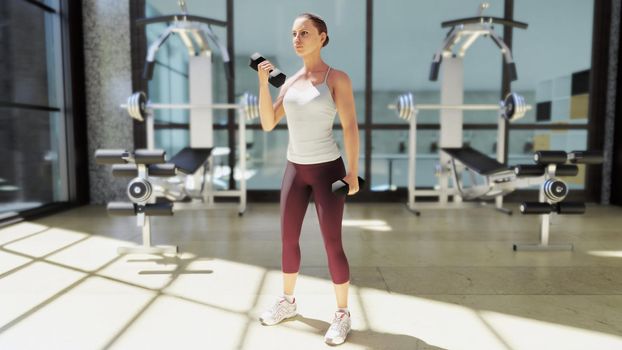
top-left (389, 91), bottom-right (531, 214)
top-left (512, 150), bottom-right (603, 251)
top-left (388, 3), bottom-right (529, 214)
top-left (128, 2), bottom-right (259, 215)
top-left (95, 149), bottom-right (178, 255)
top-left (121, 91), bottom-right (259, 215)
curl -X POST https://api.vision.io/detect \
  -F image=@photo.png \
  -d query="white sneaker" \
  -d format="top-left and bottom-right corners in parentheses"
top-left (324, 310), bottom-right (351, 345)
top-left (259, 297), bottom-right (297, 326)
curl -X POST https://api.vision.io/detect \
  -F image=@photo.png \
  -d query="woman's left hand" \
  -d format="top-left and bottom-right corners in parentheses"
top-left (342, 173), bottom-right (359, 195)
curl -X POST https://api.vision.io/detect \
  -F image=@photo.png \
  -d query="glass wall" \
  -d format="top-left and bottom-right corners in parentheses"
top-left (147, 12), bottom-right (190, 158)
top-left (144, 0), bottom-right (595, 194)
top-left (147, 0), bottom-right (366, 190)
top-left (373, 0), bottom-right (505, 191)
top-left (509, 0), bottom-right (592, 189)
top-left (372, 0), bottom-right (593, 192)
top-left (145, 0), bottom-right (232, 190)
top-left (235, 0), bottom-right (366, 189)
top-left (0, 0), bottom-right (67, 217)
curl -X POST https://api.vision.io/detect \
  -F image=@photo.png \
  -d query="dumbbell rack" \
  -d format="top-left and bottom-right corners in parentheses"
top-left (96, 149), bottom-right (178, 255)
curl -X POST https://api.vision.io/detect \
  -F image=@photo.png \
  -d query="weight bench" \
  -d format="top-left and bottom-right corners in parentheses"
top-left (441, 146), bottom-right (525, 205)
top-left (442, 146), bottom-right (604, 250)
top-left (151, 147), bottom-right (223, 204)
top-left (156, 146), bottom-right (244, 214)
top-left (169, 147), bottom-right (213, 174)
top-left (442, 146), bottom-right (506, 176)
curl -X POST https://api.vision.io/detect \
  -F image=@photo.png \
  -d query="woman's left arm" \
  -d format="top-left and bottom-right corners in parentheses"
top-left (333, 71), bottom-right (360, 194)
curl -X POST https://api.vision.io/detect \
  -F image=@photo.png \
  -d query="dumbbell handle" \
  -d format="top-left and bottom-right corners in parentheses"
top-left (249, 53), bottom-right (286, 88)
top-left (332, 177), bottom-right (366, 196)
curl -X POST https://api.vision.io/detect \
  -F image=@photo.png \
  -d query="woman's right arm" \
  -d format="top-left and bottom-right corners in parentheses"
top-left (257, 60), bottom-right (287, 132)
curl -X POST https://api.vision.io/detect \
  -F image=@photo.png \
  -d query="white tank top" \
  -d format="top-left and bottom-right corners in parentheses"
top-left (283, 67), bottom-right (341, 164)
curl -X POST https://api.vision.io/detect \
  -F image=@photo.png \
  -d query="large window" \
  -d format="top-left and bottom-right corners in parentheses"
top-left (147, 0), bottom-right (366, 190)
top-left (141, 0), bottom-right (596, 196)
top-left (144, 0), bottom-right (234, 190)
top-left (372, 0), bottom-right (505, 191)
top-left (145, 4), bottom-right (190, 158)
top-left (0, 0), bottom-right (67, 218)
top-left (372, 0), bottom-right (593, 192)
top-left (235, 0), bottom-right (366, 189)
top-left (510, 0), bottom-right (593, 189)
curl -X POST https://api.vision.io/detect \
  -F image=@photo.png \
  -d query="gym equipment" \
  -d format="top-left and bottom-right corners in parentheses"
top-left (137, 1), bottom-right (231, 81)
top-left (512, 150), bottom-right (603, 251)
top-left (95, 149), bottom-right (178, 255)
top-left (429, 2), bottom-right (527, 82)
top-left (132, 4), bottom-right (253, 214)
top-left (121, 91), bottom-right (259, 215)
top-left (441, 147), bottom-right (602, 250)
top-left (132, 3), bottom-right (264, 215)
top-left (389, 91), bottom-right (531, 215)
top-left (387, 3), bottom-right (529, 215)
top-left (122, 91), bottom-right (259, 122)
top-left (389, 92), bottom-right (530, 121)
top-left (331, 177), bottom-right (366, 196)
top-left (249, 52), bottom-right (287, 88)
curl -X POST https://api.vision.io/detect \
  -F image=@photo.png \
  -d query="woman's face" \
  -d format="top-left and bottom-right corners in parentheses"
top-left (291, 17), bottom-right (325, 56)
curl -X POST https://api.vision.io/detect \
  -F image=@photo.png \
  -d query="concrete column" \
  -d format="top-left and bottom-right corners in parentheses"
top-left (82, 0), bottom-right (134, 203)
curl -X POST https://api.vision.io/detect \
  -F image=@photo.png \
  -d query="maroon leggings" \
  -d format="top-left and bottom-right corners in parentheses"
top-left (280, 157), bottom-right (349, 284)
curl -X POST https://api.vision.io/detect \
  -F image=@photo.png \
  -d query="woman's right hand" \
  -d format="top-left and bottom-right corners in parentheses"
top-left (257, 60), bottom-right (274, 86)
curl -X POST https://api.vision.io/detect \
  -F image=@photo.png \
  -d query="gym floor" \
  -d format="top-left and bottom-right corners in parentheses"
top-left (1, 203), bottom-right (622, 349)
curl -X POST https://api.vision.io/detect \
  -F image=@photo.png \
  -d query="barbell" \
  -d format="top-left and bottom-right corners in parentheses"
top-left (388, 92), bottom-right (530, 121)
top-left (121, 91), bottom-right (260, 121)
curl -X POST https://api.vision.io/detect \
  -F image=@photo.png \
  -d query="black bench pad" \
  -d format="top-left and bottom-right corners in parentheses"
top-left (169, 147), bottom-right (213, 174)
top-left (441, 146), bottom-right (507, 175)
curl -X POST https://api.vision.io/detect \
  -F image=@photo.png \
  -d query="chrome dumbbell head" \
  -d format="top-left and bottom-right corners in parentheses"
top-left (391, 92), bottom-right (415, 121)
top-left (127, 177), bottom-right (153, 203)
top-left (543, 178), bottom-right (568, 203)
top-left (240, 92), bottom-right (259, 120)
top-left (126, 91), bottom-right (148, 121)
top-left (502, 93), bottom-right (528, 121)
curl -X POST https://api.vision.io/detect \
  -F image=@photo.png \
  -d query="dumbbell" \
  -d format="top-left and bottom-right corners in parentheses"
top-left (332, 177), bottom-right (366, 196)
top-left (249, 52), bottom-right (287, 88)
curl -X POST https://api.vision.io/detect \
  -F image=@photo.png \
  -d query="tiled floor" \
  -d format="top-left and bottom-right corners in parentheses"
top-left (0, 203), bottom-right (621, 349)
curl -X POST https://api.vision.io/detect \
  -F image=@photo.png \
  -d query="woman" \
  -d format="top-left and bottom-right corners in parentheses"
top-left (256, 12), bottom-right (360, 346)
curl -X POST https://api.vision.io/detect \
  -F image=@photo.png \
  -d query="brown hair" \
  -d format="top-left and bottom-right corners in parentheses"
top-left (297, 13), bottom-right (329, 47)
